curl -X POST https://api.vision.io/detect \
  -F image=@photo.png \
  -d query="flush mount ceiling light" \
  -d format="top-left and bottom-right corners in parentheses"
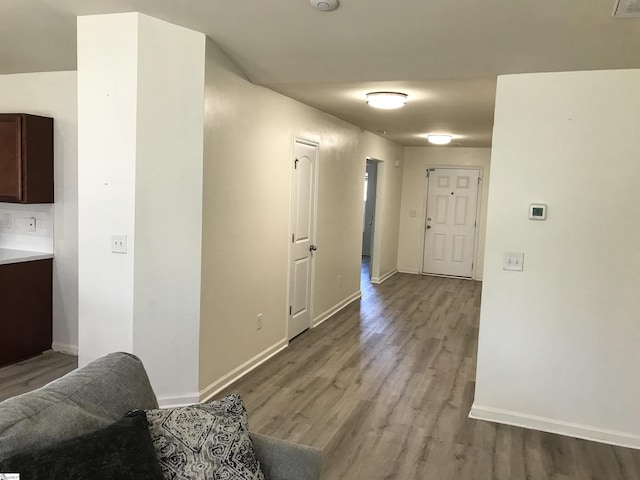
top-left (310, 0), bottom-right (340, 11)
top-left (366, 92), bottom-right (408, 109)
top-left (427, 135), bottom-right (453, 145)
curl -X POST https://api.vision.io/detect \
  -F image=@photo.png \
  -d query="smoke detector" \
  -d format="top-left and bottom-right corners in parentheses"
top-left (612, 0), bottom-right (640, 18)
top-left (310, 0), bottom-right (339, 12)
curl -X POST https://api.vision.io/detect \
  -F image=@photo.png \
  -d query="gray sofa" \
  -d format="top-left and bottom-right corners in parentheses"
top-left (0, 352), bottom-right (322, 480)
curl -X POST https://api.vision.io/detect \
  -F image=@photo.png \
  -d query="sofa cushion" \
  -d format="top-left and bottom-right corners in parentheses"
top-left (0, 352), bottom-right (159, 460)
top-left (0, 410), bottom-right (164, 480)
top-left (145, 394), bottom-right (264, 480)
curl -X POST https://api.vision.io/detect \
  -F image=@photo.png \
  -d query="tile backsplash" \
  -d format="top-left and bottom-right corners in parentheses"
top-left (0, 203), bottom-right (53, 252)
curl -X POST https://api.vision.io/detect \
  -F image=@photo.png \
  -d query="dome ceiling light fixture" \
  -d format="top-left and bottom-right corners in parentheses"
top-left (366, 92), bottom-right (408, 110)
top-left (427, 134), bottom-right (453, 145)
top-left (310, 0), bottom-right (340, 12)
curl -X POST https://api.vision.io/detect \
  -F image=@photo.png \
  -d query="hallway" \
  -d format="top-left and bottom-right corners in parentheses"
top-left (219, 273), bottom-right (640, 479)
top-left (360, 255), bottom-right (372, 294)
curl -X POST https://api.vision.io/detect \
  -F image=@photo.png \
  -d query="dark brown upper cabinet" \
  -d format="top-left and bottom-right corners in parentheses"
top-left (0, 114), bottom-right (54, 204)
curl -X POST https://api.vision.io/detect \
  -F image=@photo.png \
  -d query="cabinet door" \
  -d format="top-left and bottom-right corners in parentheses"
top-left (0, 259), bottom-right (53, 367)
top-left (0, 115), bottom-right (22, 202)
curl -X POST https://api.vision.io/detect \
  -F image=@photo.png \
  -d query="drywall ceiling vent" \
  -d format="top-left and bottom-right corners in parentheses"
top-left (612, 0), bottom-right (640, 18)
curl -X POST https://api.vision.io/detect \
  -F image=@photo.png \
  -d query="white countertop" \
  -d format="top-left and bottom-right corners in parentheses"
top-left (0, 248), bottom-right (53, 265)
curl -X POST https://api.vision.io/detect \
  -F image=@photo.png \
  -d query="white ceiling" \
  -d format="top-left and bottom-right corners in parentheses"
top-left (1, 0), bottom-right (639, 146)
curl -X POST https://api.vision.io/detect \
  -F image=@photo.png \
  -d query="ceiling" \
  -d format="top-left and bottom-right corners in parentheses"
top-left (1, 0), bottom-right (639, 147)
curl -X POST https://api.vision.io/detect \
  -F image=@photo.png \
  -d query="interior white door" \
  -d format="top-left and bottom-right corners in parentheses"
top-left (289, 140), bottom-right (318, 339)
top-left (422, 168), bottom-right (480, 277)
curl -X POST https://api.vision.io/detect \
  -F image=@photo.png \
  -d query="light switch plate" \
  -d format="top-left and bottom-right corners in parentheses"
top-left (111, 235), bottom-right (127, 254)
top-left (503, 252), bottom-right (524, 271)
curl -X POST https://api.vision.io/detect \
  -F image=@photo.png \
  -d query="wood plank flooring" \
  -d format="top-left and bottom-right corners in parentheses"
top-left (0, 350), bottom-right (77, 401)
top-left (218, 273), bottom-right (640, 480)
top-left (1, 272), bottom-right (638, 479)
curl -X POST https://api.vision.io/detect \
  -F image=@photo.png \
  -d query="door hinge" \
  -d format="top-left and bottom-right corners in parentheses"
top-left (426, 169), bottom-right (430, 177)
top-left (478, 177), bottom-right (481, 184)
top-left (474, 220), bottom-right (477, 227)
top-left (294, 158), bottom-right (299, 169)
top-left (289, 306), bottom-right (292, 315)
top-left (292, 234), bottom-right (295, 243)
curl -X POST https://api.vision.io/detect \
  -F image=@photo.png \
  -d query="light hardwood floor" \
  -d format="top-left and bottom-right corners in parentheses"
top-left (217, 273), bottom-right (640, 480)
top-left (0, 350), bottom-right (76, 402)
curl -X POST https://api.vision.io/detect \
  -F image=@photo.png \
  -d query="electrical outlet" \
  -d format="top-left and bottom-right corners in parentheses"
top-left (27, 217), bottom-right (36, 232)
top-left (111, 235), bottom-right (127, 254)
top-left (256, 313), bottom-right (263, 331)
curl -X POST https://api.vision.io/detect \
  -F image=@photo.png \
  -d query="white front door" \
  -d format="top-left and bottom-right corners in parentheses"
top-left (289, 140), bottom-right (318, 340)
top-left (422, 168), bottom-right (480, 278)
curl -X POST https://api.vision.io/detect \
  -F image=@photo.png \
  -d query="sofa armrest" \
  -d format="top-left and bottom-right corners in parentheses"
top-left (250, 432), bottom-right (322, 480)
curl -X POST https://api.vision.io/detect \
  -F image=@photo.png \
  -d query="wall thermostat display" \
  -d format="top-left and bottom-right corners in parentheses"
top-left (529, 203), bottom-right (547, 220)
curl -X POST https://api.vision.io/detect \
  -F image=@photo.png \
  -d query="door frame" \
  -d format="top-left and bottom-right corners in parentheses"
top-left (362, 159), bottom-right (379, 261)
top-left (365, 157), bottom-right (385, 282)
top-left (420, 165), bottom-right (484, 280)
top-left (286, 137), bottom-right (320, 340)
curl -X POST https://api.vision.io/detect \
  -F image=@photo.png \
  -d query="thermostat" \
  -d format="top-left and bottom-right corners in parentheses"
top-left (529, 203), bottom-right (547, 220)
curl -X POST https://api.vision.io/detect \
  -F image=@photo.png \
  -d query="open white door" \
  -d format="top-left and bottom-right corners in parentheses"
top-left (422, 168), bottom-right (480, 278)
top-left (288, 140), bottom-right (318, 340)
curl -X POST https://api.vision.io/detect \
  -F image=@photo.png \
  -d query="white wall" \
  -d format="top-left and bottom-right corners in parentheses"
top-left (78, 13), bottom-right (139, 362)
top-left (132, 14), bottom-right (205, 406)
top-left (398, 147), bottom-right (491, 279)
top-left (472, 70), bottom-right (640, 449)
top-left (365, 133), bottom-right (404, 284)
top-left (0, 71), bottom-right (78, 354)
top-left (78, 13), bottom-right (205, 405)
top-left (199, 39), bottom-right (403, 398)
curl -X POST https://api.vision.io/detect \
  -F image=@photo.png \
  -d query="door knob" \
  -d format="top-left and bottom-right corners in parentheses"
top-left (310, 244), bottom-right (317, 252)
top-left (426, 225), bottom-right (432, 229)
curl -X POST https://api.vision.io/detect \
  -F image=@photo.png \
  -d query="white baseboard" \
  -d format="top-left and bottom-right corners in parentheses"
top-left (469, 403), bottom-right (640, 450)
top-left (199, 340), bottom-right (288, 403)
top-left (52, 342), bottom-right (78, 355)
top-left (397, 268), bottom-right (420, 275)
top-left (397, 268), bottom-right (483, 282)
top-left (157, 393), bottom-right (200, 408)
top-left (371, 269), bottom-right (398, 284)
top-left (195, 290), bottom-right (365, 404)
top-left (313, 290), bottom-right (361, 328)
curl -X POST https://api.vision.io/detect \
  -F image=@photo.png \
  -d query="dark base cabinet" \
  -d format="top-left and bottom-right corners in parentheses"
top-left (0, 259), bottom-right (52, 367)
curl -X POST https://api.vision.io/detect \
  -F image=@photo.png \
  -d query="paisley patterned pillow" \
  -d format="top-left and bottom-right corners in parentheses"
top-left (145, 394), bottom-right (264, 480)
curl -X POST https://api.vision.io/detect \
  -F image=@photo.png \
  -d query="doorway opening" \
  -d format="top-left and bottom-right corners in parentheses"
top-left (361, 159), bottom-right (379, 291)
